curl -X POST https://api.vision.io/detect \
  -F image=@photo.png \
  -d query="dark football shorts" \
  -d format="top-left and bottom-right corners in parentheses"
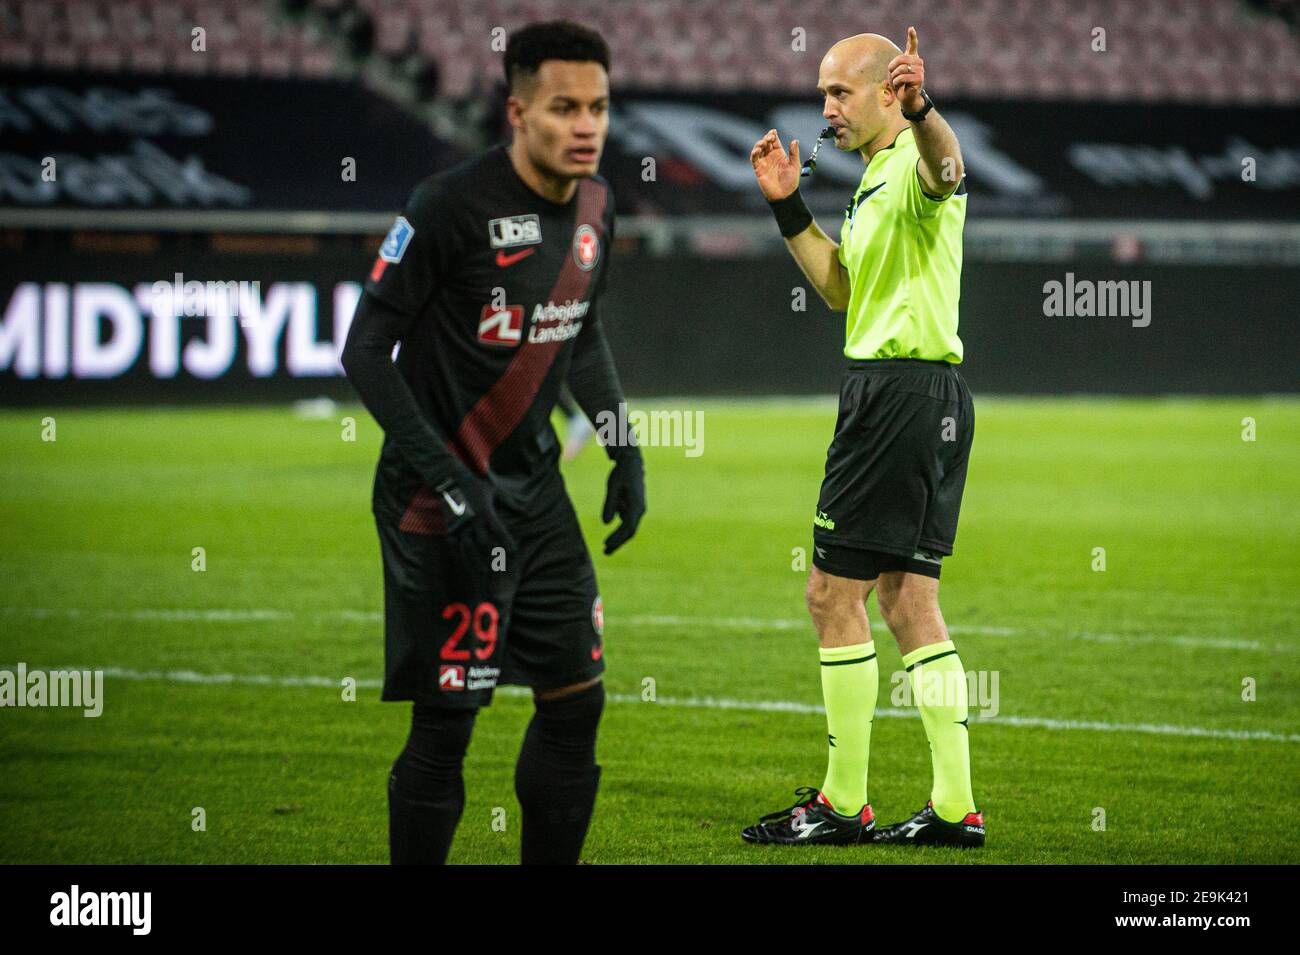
top-left (812, 358), bottom-right (974, 582)
top-left (376, 490), bottom-right (605, 709)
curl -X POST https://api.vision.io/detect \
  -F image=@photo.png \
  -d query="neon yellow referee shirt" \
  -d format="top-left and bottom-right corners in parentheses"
top-left (837, 126), bottom-right (967, 362)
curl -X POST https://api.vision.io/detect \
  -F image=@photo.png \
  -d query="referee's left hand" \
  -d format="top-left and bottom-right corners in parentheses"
top-left (601, 452), bottom-right (646, 555)
top-left (887, 26), bottom-right (925, 112)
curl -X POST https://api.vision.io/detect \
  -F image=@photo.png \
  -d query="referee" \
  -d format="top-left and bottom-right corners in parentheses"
top-left (741, 28), bottom-right (984, 848)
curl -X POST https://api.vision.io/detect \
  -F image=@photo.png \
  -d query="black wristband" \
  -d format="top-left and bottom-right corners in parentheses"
top-left (768, 190), bottom-right (814, 239)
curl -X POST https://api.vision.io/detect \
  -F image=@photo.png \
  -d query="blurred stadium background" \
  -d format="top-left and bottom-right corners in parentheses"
top-left (3, 0), bottom-right (1299, 400)
top-left (1, 1), bottom-right (1297, 865)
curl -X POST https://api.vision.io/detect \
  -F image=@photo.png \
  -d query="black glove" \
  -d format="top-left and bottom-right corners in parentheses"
top-left (601, 451), bottom-right (646, 555)
top-left (435, 468), bottom-right (515, 567)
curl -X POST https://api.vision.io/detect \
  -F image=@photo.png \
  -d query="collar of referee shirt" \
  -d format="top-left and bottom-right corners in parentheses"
top-left (863, 125), bottom-right (908, 164)
top-left (855, 125), bottom-right (911, 170)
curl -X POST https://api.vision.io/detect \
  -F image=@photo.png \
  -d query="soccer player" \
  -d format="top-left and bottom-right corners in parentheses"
top-left (340, 20), bottom-right (645, 865)
top-left (741, 28), bottom-right (984, 848)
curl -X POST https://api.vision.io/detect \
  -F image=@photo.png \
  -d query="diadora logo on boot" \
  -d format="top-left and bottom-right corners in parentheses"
top-left (791, 814), bottom-right (825, 839)
top-left (901, 818), bottom-right (930, 838)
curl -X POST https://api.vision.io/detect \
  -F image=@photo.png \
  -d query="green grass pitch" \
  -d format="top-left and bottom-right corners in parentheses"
top-left (1, 397), bottom-right (1297, 864)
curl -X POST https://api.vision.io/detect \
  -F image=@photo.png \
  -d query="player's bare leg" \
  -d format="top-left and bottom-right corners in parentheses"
top-left (872, 570), bottom-right (983, 845)
top-left (515, 677), bottom-right (605, 864)
top-left (873, 570), bottom-right (948, 656)
top-left (804, 565), bottom-right (875, 647)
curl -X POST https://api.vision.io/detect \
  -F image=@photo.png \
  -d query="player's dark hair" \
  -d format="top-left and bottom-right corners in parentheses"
top-left (504, 20), bottom-right (610, 94)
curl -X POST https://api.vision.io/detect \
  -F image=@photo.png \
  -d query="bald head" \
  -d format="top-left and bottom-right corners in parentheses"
top-left (822, 33), bottom-right (900, 87)
top-left (815, 32), bottom-right (908, 157)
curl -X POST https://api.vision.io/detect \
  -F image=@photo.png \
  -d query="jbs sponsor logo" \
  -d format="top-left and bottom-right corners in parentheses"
top-left (489, 214), bottom-right (542, 248)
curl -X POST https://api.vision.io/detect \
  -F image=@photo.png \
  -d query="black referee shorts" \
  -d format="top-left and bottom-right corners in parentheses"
top-left (812, 358), bottom-right (975, 581)
top-left (375, 488), bottom-right (605, 709)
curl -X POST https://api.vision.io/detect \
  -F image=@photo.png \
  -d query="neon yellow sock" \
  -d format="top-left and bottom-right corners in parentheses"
top-left (902, 639), bottom-right (976, 823)
top-left (818, 642), bottom-right (878, 815)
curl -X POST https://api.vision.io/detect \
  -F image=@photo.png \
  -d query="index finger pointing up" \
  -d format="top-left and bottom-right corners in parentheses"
top-left (906, 26), bottom-right (918, 55)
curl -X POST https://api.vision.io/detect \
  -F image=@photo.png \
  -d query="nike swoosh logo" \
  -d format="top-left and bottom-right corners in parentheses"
top-left (496, 248), bottom-right (535, 267)
top-left (440, 490), bottom-right (466, 516)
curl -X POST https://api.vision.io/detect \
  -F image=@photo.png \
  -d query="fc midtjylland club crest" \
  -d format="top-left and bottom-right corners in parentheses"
top-left (573, 224), bottom-right (600, 271)
top-left (591, 595), bottom-right (604, 635)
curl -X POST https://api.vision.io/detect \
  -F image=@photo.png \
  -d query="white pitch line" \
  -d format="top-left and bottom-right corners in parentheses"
top-left (623, 616), bottom-right (1281, 651)
top-left (8, 663), bottom-right (1297, 745)
top-left (1065, 631), bottom-right (1277, 652)
top-left (627, 614), bottom-right (1020, 637)
top-left (3, 607), bottom-right (294, 623)
top-left (4, 607), bottom-right (1287, 653)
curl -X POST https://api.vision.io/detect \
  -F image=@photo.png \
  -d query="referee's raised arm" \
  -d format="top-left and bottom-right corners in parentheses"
top-left (888, 27), bottom-right (965, 199)
top-left (750, 129), bottom-right (851, 311)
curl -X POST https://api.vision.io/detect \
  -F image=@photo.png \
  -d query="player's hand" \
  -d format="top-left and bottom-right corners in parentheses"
top-left (601, 451), bottom-right (645, 555)
top-left (438, 470), bottom-right (515, 565)
top-left (750, 129), bottom-right (801, 201)
top-left (887, 26), bottom-right (925, 113)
